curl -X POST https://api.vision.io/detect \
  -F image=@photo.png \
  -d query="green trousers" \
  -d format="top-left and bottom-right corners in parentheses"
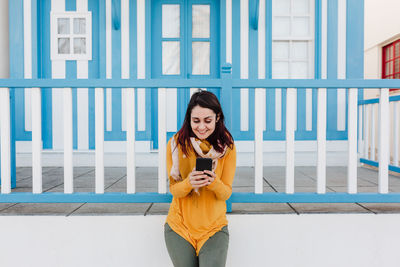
top-left (164, 223), bottom-right (229, 267)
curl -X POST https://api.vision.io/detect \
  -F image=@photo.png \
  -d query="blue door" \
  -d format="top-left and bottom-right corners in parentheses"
top-left (151, 0), bottom-right (220, 149)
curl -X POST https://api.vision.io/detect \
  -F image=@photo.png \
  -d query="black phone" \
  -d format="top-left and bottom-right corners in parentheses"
top-left (196, 158), bottom-right (212, 179)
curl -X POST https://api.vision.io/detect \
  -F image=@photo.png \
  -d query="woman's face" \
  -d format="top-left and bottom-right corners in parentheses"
top-left (190, 105), bottom-right (219, 140)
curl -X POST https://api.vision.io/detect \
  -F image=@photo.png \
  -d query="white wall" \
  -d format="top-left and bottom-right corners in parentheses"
top-left (1, 214), bottom-right (400, 267)
top-left (0, 0), bottom-right (9, 78)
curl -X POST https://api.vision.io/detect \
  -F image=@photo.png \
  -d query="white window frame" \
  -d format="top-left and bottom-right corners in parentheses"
top-left (50, 11), bottom-right (92, 61)
top-left (272, 0), bottom-right (315, 78)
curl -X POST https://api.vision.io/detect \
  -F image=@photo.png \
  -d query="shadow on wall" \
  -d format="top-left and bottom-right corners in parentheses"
top-left (0, 0), bottom-right (9, 78)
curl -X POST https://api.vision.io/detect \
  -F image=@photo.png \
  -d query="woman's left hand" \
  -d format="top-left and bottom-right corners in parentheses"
top-left (203, 170), bottom-right (216, 185)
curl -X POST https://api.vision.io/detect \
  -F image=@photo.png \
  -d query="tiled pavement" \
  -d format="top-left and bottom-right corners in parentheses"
top-left (1, 166), bottom-right (400, 216)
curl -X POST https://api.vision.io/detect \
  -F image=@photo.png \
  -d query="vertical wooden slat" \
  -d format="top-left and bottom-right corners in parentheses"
top-left (379, 88), bottom-right (389, 194)
top-left (254, 88), bottom-right (264, 194)
top-left (126, 88), bottom-right (136, 193)
top-left (363, 104), bottom-right (369, 159)
top-left (347, 88), bottom-right (358, 193)
top-left (317, 88), bottom-right (327, 194)
top-left (358, 105), bottom-right (363, 154)
top-left (158, 88), bottom-right (167, 194)
top-left (371, 104), bottom-right (376, 161)
top-left (64, 88), bottom-right (73, 193)
top-left (95, 88), bottom-right (105, 194)
top-left (0, 88), bottom-right (11, 194)
top-left (32, 87), bottom-right (42, 194)
top-left (393, 102), bottom-right (399, 166)
top-left (286, 88), bottom-right (295, 194)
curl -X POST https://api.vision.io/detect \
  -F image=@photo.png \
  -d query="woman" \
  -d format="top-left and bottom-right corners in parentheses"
top-left (164, 90), bottom-right (236, 267)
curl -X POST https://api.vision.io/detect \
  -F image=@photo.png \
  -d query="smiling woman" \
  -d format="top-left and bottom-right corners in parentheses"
top-left (164, 90), bottom-right (236, 267)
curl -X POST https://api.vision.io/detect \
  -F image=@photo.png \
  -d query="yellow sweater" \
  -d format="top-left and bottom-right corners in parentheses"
top-left (165, 137), bottom-right (236, 256)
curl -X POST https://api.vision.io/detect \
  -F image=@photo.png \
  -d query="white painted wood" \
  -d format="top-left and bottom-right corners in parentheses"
top-left (106, 88), bottom-right (112, 131)
top-left (358, 105), bottom-right (363, 154)
top-left (286, 88), bottom-right (295, 194)
top-left (317, 88), bottom-right (326, 194)
top-left (371, 104), bottom-right (376, 161)
top-left (158, 88), bottom-right (167, 194)
top-left (166, 89), bottom-right (177, 132)
top-left (379, 88), bottom-right (389, 194)
top-left (337, 88), bottom-right (346, 131)
top-left (76, 0), bottom-right (88, 11)
top-left (347, 88), bottom-right (357, 194)
top-left (226, 0), bottom-right (232, 63)
top-left (321, 0), bottom-right (327, 79)
top-left (394, 102), bottom-right (399, 166)
top-left (95, 88), bottom-right (105, 194)
top-left (137, 88), bottom-right (146, 131)
top-left (64, 87), bottom-right (73, 194)
top-left (254, 88), bottom-right (264, 194)
top-left (306, 88), bottom-right (312, 131)
top-left (126, 88), bottom-right (136, 193)
top-left (32, 87), bottom-right (42, 194)
top-left (364, 105), bottom-right (370, 159)
top-left (275, 88), bottom-right (282, 131)
top-left (137, 0), bottom-right (145, 79)
top-left (24, 89), bottom-right (32, 132)
top-left (240, 89), bottom-right (249, 131)
top-left (52, 61), bottom-right (66, 150)
top-left (77, 61), bottom-right (89, 150)
top-left (240, 0), bottom-right (248, 80)
top-left (0, 88), bottom-right (11, 194)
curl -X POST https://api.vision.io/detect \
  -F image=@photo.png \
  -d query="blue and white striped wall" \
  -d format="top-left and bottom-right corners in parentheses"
top-left (9, 0), bottom-right (364, 155)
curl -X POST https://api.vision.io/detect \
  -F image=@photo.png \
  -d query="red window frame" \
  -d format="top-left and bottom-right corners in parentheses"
top-left (382, 39), bottom-right (400, 93)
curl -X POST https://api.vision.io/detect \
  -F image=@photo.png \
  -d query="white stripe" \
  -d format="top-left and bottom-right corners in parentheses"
top-left (51, 0), bottom-right (65, 12)
top-left (126, 88), bottom-right (136, 193)
top-left (77, 61), bottom-right (89, 150)
top-left (24, 0), bottom-right (32, 132)
top-left (306, 88), bottom-right (312, 131)
top-left (317, 88), bottom-right (326, 194)
top-left (254, 88), bottom-right (263, 194)
top-left (371, 104), bottom-right (376, 161)
top-left (158, 88), bottom-right (167, 194)
top-left (394, 102), bottom-right (399, 166)
top-left (275, 88), bottom-right (282, 131)
top-left (321, 0), bottom-right (327, 79)
top-left (32, 87), bottom-right (42, 193)
top-left (137, 0), bottom-right (146, 131)
top-left (166, 89), bottom-right (177, 132)
top-left (286, 88), bottom-right (295, 194)
top-left (294, 89), bottom-right (297, 131)
top-left (76, 0), bottom-right (88, 11)
top-left (337, 88), bottom-right (346, 131)
top-left (363, 104), bottom-right (369, 159)
top-left (347, 88), bottom-right (357, 194)
top-left (121, 0), bottom-right (129, 132)
top-left (106, 88), bottom-right (112, 131)
top-left (52, 61), bottom-right (66, 150)
top-left (64, 87), bottom-right (73, 193)
top-left (240, 89), bottom-right (249, 131)
top-left (226, 0), bottom-right (232, 63)
top-left (358, 105), bottom-right (363, 154)
top-left (95, 88), bottom-right (105, 193)
top-left (379, 88), bottom-right (389, 194)
top-left (0, 88), bottom-right (11, 194)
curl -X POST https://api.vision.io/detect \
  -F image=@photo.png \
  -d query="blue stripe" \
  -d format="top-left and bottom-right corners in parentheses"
top-left (314, 0), bottom-right (321, 79)
top-left (220, 0), bottom-right (226, 66)
top-left (3, 192), bottom-right (400, 204)
top-left (265, 0), bottom-right (272, 79)
top-left (129, 0), bottom-right (137, 79)
top-left (360, 158), bottom-right (400, 174)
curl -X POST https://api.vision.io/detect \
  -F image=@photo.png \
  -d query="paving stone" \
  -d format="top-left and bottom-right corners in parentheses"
top-left (69, 203), bottom-right (150, 215)
top-left (0, 203), bottom-right (83, 216)
top-left (289, 203), bottom-right (370, 214)
top-left (147, 203), bottom-right (170, 215)
top-left (357, 203), bottom-right (400, 213)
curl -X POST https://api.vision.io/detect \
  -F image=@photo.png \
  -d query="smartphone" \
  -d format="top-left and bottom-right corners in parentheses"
top-left (196, 158), bottom-right (212, 179)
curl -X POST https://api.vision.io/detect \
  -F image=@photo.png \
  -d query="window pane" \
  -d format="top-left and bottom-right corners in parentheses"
top-left (73, 18), bottom-right (86, 34)
top-left (58, 18), bottom-right (70, 34)
top-left (272, 61), bottom-right (289, 78)
top-left (273, 0), bottom-right (290, 14)
top-left (192, 5), bottom-right (210, 38)
top-left (292, 41), bottom-right (308, 60)
top-left (192, 42), bottom-right (210, 75)
top-left (395, 59), bottom-right (400, 74)
top-left (74, 38), bottom-right (86, 54)
top-left (389, 46), bottom-right (393, 59)
top-left (385, 63), bottom-right (390, 76)
top-left (272, 41), bottom-right (289, 59)
top-left (273, 17), bottom-right (290, 37)
top-left (396, 43), bottom-right (400, 58)
top-left (162, 41), bottom-right (180, 75)
top-left (162, 5), bottom-right (180, 38)
top-left (385, 47), bottom-right (391, 61)
top-left (292, 17), bottom-right (309, 36)
top-left (293, 0), bottom-right (309, 14)
top-left (291, 62), bottom-right (308, 78)
top-left (58, 38), bottom-right (70, 54)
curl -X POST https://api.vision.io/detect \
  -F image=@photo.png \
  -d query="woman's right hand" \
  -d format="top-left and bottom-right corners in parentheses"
top-left (188, 169), bottom-right (210, 189)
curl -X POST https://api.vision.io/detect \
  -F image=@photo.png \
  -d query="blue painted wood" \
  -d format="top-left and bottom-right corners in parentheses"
top-left (221, 63), bottom-right (232, 130)
top-left (2, 192), bottom-right (400, 204)
top-left (358, 95), bottom-right (400, 105)
top-left (249, 0), bottom-right (259, 30)
top-left (360, 158), bottom-right (400, 174)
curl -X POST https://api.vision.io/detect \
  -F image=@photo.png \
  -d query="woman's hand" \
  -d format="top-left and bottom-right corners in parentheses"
top-left (189, 169), bottom-right (210, 189)
top-left (203, 170), bottom-right (216, 185)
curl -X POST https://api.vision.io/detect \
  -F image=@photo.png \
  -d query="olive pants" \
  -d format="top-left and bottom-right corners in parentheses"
top-left (164, 223), bottom-right (229, 267)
